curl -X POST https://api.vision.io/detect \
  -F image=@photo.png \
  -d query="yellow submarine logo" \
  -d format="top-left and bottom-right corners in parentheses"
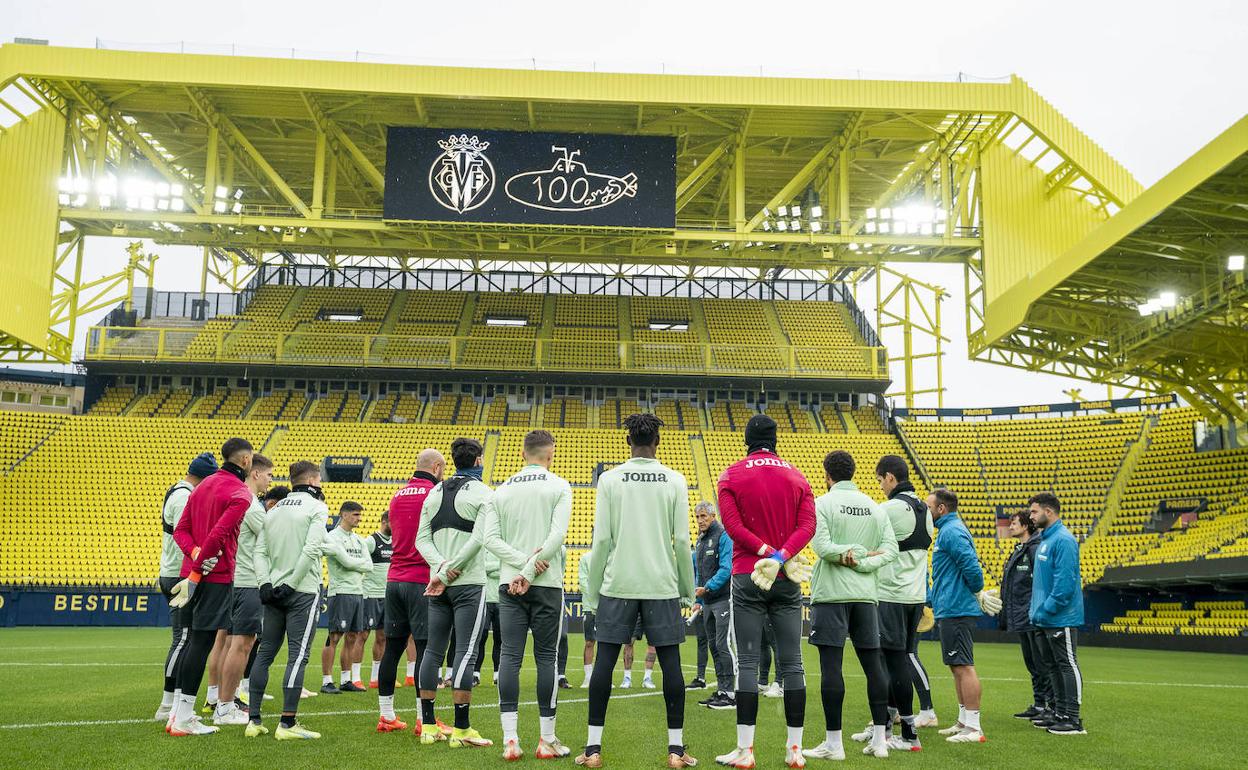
top-left (505, 146), bottom-right (638, 212)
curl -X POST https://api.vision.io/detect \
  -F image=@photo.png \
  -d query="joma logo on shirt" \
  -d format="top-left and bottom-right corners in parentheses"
top-left (394, 487), bottom-right (428, 497)
top-left (510, 473), bottom-right (546, 483)
top-left (745, 458), bottom-right (792, 469)
top-left (622, 471), bottom-right (667, 482)
top-left (842, 505), bottom-right (873, 517)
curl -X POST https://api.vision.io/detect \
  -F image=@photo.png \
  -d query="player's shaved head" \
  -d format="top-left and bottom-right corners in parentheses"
top-left (416, 448), bottom-right (445, 474)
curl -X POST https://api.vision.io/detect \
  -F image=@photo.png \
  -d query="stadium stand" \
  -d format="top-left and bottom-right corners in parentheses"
top-left (1099, 600), bottom-right (1248, 637)
top-left (0, 411), bottom-right (64, 471)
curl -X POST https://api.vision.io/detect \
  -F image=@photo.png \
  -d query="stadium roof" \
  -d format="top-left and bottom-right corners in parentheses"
top-left (974, 116), bottom-right (1248, 419)
top-left (0, 43), bottom-right (1136, 272)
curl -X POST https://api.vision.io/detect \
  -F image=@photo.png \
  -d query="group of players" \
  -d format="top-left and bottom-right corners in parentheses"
top-left (155, 411), bottom-right (1086, 766)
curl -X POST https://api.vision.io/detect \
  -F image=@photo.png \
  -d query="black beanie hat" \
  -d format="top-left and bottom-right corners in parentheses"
top-left (744, 414), bottom-right (778, 452)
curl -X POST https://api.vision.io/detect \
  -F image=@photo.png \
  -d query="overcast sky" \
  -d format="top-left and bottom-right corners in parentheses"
top-left (4, 0), bottom-right (1245, 406)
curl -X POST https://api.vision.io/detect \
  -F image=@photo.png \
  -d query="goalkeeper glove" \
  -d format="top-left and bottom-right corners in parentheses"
top-left (977, 588), bottom-right (1002, 616)
top-left (783, 552), bottom-right (814, 583)
top-left (751, 550), bottom-right (787, 591)
top-left (169, 574), bottom-right (199, 608)
top-left (916, 606), bottom-right (935, 633)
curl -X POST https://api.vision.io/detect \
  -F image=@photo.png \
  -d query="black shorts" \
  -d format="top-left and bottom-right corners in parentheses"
top-left (632, 616), bottom-right (645, 641)
top-left (808, 602), bottom-right (880, 648)
top-left (594, 596), bottom-right (684, 648)
top-left (328, 594), bottom-right (365, 634)
top-left (939, 616), bottom-right (977, 666)
top-left (363, 597), bottom-right (385, 631)
top-left (583, 611), bottom-right (596, 642)
top-left (230, 587), bottom-right (263, 636)
top-left (384, 582), bottom-right (429, 641)
top-left (159, 576), bottom-right (184, 628)
top-left (185, 581), bottom-right (233, 632)
top-left (878, 601), bottom-right (924, 651)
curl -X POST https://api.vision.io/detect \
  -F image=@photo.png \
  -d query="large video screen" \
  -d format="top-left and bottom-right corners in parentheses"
top-left (384, 127), bottom-right (676, 228)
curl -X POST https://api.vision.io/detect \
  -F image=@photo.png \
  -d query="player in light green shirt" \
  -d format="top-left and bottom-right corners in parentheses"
top-left (247, 460), bottom-right (329, 739)
top-left (577, 551), bottom-right (596, 687)
top-left (363, 511), bottom-right (392, 688)
top-left (577, 414), bottom-right (696, 768)
top-left (805, 450), bottom-right (899, 761)
top-left (871, 455), bottom-right (939, 741)
top-left (483, 429), bottom-right (573, 759)
top-left (214, 455), bottom-right (275, 725)
top-left (321, 501), bottom-right (373, 694)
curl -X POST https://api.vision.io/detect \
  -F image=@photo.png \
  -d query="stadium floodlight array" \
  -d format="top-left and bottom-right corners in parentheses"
top-left (760, 199), bottom-right (825, 233)
top-left (863, 202), bottom-right (947, 236)
top-left (1137, 290), bottom-right (1178, 317)
top-left (1229, 254), bottom-right (1245, 271)
top-left (56, 174), bottom-right (243, 213)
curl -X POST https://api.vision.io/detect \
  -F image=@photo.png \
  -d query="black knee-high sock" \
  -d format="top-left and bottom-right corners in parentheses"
top-left (585, 641), bottom-right (621, 754)
top-left (176, 629), bottom-right (217, 697)
top-left (243, 641), bottom-right (259, 680)
top-left (783, 685), bottom-right (806, 729)
top-left (655, 645), bottom-right (684, 721)
top-left (558, 633), bottom-right (569, 678)
top-left (855, 646), bottom-right (890, 726)
top-left (378, 635), bottom-right (408, 698)
top-left (818, 644), bottom-right (846, 731)
top-left (735, 690), bottom-right (759, 726)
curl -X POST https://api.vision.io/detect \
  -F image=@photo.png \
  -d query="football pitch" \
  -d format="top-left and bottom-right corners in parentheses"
top-left (1, 627), bottom-right (1244, 769)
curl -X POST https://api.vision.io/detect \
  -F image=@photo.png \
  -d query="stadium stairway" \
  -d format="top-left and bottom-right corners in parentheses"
top-left (688, 434), bottom-right (716, 499)
top-left (842, 409), bottom-right (861, 433)
top-left (1091, 415), bottom-right (1156, 536)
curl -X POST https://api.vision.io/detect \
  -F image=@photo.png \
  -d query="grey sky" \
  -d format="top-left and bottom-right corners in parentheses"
top-left (5, 0), bottom-right (1245, 406)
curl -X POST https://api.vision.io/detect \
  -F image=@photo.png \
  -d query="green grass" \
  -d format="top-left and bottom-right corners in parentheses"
top-left (0, 627), bottom-right (1244, 768)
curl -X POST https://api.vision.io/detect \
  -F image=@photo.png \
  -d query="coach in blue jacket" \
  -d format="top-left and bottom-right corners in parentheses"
top-left (692, 501), bottom-right (734, 708)
top-left (927, 487), bottom-right (998, 744)
top-left (1028, 492), bottom-right (1087, 736)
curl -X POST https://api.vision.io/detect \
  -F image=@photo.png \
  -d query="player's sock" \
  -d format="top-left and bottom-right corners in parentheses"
top-left (175, 693), bottom-right (196, 723)
top-left (379, 695), bottom-right (395, 720)
top-left (736, 723), bottom-right (756, 749)
top-left (540, 715), bottom-right (556, 743)
top-left (501, 710), bottom-right (519, 743)
top-left (280, 714), bottom-right (296, 729)
top-left (825, 729), bottom-right (843, 750)
top-left (622, 671), bottom-right (632, 686)
top-left (957, 704), bottom-right (966, 725)
top-left (239, 678), bottom-right (249, 695)
top-left (584, 664), bottom-right (593, 680)
top-left (371, 662), bottom-right (381, 682)
top-left (206, 685), bottom-right (218, 706)
top-left (964, 709), bottom-right (981, 731)
top-left (421, 698), bottom-right (435, 726)
top-left (669, 728), bottom-right (685, 755)
top-left (322, 675), bottom-right (333, 686)
top-left (454, 703), bottom-right (470, 730)
top-left (340, 670), bottom-right (352, 685)
top-left (787, 724), bottom-right (803, 748)
top-left (872, 724), bottom-right (886, 744)
top-left (407, 662), bottom-right (417, 679)
top-left (901, 715), bottom-right (917, 740)
top-left (586, 724), bottom-right (604, 754)
top-left (351, 663), bottom-right (361, 683)
top-left (160, 690), bottom-right (176, 708)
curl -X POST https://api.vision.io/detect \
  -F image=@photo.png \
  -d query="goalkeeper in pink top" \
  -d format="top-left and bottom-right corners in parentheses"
top-left (713, 415), bottom-right (817, 769)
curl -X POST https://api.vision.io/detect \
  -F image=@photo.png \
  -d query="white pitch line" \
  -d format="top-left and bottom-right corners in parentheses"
top-left (0, 691), bottom-right (666, 731)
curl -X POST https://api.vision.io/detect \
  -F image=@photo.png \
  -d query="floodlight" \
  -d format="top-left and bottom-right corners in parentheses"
top-left (1229, 254), bottom-right (1245, 271)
